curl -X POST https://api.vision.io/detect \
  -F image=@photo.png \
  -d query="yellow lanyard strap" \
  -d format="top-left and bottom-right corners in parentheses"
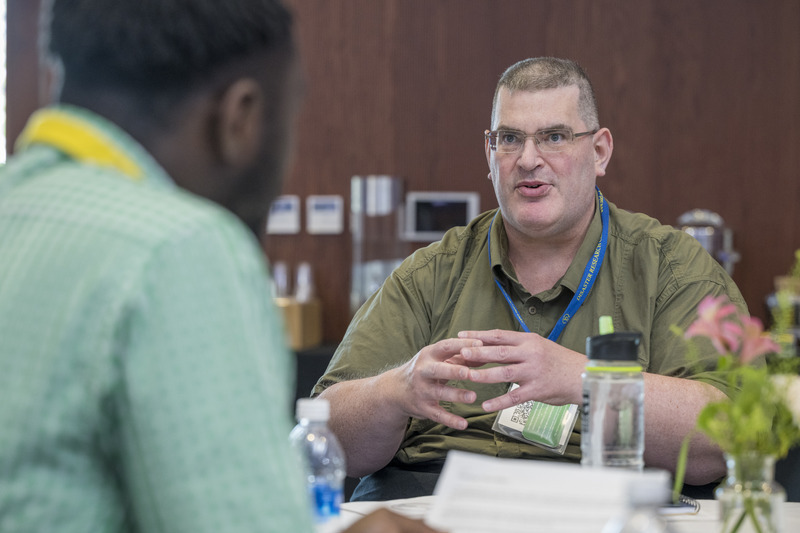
top-left (15, 108), bottom-right (143, 180)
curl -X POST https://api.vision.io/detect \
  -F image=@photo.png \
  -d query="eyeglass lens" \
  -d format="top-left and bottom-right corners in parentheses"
top-left (494, 130), bottom-right (572, 153)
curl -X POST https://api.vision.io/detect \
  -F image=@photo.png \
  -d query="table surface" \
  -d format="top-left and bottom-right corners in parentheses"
top-left (337, 496), bottom-right (800, 532)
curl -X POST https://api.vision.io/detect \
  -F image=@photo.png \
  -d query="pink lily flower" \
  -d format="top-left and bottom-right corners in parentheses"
top-left (685, 295), bottom-right (742, 355)
top-left (738, 315), bottom-right (780, 363)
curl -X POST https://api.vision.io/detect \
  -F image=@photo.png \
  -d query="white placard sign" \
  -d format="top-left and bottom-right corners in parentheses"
top-left (306, 195), bottom-right (344, 234)
top-left (266, 195), bottom-right (301, 234)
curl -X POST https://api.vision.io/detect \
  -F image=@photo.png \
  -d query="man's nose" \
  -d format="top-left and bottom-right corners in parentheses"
top-left (517, 137), bottom-right (544, 169)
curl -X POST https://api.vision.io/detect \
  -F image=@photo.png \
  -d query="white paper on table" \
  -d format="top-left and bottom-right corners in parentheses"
top-left (337, 497), bottom-right (436, 533)
top-left (426, 450), bottom-right (670, 533)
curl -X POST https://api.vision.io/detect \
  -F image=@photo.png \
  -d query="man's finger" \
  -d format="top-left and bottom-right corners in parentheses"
top-left (467, 363), bottom-right (517, 384)
top-left (423, 405), bottom-right (470, 430)
top-left (428, 338), bottom-right (483, 361)
top-left (422, 360), bottom-right (470, 381)
top-left (457, 329), bottom-right (520, 345)
top-left (460, 345), bottom-right (521, 365)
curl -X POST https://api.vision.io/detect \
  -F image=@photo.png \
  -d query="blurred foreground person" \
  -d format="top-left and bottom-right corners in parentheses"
top-left (0, 1), bottom-right (438, 531)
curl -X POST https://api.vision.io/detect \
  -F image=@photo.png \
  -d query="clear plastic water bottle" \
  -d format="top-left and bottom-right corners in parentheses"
top-left (272, 261), bottom-right (290, 298)
top-left (289, 398), bottom-right (346, 530)
top-left (581, 321), bottom-right (645, 470)
top-left (602, 476), bottom-right (676, 533)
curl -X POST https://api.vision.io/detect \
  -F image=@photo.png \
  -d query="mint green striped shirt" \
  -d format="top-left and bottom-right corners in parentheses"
top-left (0, 105), bottom-right (313, 533)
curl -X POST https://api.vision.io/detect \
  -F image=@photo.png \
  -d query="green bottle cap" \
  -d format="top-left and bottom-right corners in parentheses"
top-left (599, 315), bottom-right (614, 335)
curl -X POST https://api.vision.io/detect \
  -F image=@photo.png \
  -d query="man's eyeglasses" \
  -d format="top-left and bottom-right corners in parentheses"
top-left (485, 128), bottom-right (598, 154)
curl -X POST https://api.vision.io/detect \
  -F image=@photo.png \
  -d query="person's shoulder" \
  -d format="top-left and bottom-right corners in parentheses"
top-left (398, 209), bottom-right (496, 276)
top-left (608, 202), bottom-right (699, 251)
top-left (53, 162), bottom-right (248, 251)
top-left (608, 201), bottom-right (734, 285)
top-left (438, 208), bottom-right (496, 251)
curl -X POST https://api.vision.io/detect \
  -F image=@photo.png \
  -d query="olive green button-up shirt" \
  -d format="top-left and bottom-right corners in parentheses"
top-left (314, 198), bottom-right (746, 465)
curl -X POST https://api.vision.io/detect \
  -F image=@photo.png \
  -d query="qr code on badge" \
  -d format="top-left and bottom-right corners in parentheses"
top-left (509, 400), bottom-right (533, 425)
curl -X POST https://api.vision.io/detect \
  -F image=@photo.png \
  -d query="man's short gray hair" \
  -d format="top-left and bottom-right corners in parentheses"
top-left (491, 57), bottom-right (599, 130)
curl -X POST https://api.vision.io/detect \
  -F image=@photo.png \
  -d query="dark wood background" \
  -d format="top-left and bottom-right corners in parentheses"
top-left (8, 1), bottom-right (800, 344)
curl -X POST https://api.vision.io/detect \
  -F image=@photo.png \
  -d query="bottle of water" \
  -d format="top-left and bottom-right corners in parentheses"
top-left (272, 261), bottom-right (290, 298)
top-left (602, 476), bottom-right (676, 533)
top-left (581, 320), bottom-right (644, 470)
top-left (289, 398), bottom-right (346, 531)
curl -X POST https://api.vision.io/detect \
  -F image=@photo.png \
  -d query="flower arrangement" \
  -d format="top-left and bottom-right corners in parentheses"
top-left (672, 254), bottom-right (800, 533)
top-left (678, 295), bottom-right (800, 459)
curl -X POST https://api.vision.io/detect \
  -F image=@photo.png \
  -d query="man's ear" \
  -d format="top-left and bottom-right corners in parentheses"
top-left (214, 78), bottom-right (264, 166)
top-left (593, 128), bottom-right (614, 177)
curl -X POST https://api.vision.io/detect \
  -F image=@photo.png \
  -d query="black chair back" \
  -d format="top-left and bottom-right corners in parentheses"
top-left (777, 446), bottom-right (800, 503)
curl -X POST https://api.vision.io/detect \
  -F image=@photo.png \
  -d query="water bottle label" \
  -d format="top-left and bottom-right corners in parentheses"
top-left (310, 482), bottom-right (343, 523)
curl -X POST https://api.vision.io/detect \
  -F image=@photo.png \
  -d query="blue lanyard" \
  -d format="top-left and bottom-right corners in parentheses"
top-left (487, 187), bottom-right (609, 342)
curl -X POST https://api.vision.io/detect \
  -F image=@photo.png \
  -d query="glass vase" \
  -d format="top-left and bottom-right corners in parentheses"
top-left (715, 453), bottom-right (786, 533)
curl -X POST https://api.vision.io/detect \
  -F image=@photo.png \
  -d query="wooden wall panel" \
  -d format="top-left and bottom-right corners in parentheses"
top-left (6, 0), bottom-right (43, 156)
top-left (8, 0), bottom-right (800, 343)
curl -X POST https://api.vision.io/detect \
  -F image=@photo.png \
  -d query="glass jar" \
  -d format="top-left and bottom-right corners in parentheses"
top-left (715, 452), bottom-right (786, 533)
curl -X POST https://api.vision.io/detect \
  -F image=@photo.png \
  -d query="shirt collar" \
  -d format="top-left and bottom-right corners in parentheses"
top-left (560, 195), bottom-right (603, 294)
top-left (15, 104), bottom-right (175, 189)
top-left (489, 195), bottom-right (604, 297)
top-left (489, 209), bottom-right (515, 283)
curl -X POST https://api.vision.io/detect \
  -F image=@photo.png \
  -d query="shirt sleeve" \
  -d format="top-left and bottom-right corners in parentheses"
top-left (114, 216), bottom-right (313, 533)
top-left (314, 260), bottom-right (433, 395)
top-left (645, 234), bottom-right (749, 396)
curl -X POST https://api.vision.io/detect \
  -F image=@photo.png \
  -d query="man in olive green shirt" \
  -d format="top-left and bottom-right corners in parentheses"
top-left (315, 57), bottom-right (745, 501)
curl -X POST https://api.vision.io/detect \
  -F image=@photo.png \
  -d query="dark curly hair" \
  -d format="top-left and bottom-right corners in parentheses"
top-left (45, 0), bottom-right (294, 124)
